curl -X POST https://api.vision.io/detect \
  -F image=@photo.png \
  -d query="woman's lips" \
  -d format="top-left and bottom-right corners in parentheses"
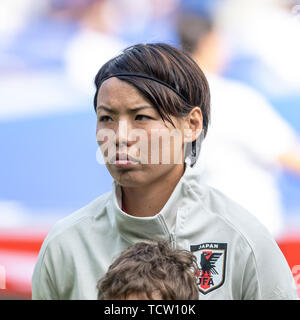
top-left (114, 159), bottom-right (139, 168)
top-left (111, 154), bottom-right (140, 168)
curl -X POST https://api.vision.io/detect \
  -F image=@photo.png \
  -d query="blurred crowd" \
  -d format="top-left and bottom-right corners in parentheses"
top-left (1, 0), bottom-right (300, 236)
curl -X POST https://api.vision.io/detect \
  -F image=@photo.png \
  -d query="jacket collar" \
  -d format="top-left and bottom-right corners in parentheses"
top-left (107, 163), bottom-right (194, 244)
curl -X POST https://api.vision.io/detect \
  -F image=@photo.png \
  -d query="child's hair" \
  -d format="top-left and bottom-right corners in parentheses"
top-left (97, 241), bottom-right (200, 300)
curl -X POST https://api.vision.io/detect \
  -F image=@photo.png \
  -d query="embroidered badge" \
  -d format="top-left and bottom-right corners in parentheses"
top-left (190, 243), bottom-right (227, 294)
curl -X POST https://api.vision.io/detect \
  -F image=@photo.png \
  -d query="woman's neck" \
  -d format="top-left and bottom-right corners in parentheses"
top-left (121, 164), bottom-right (185, 217)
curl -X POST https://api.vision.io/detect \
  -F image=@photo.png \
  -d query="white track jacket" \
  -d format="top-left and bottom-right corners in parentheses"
top-left (32, 164), bottom-right (298, 299)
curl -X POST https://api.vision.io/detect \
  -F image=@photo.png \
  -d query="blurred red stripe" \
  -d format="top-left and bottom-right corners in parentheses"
top-left (277, 232), bottom-right (300, 298)
top-left (0, 228), bottom-right (48, 298)
top-left (0, 239), bottom-right (43, 253)
top-left (0, 228), bottom-right (48, 253)
top-left (277, 237), bottom-right (300, 270)
top-left (0, 249), bottom-right (39, 299)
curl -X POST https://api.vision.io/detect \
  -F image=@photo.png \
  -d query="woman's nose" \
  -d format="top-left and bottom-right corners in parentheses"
top-left (115, 120), bottom-right (135, 148)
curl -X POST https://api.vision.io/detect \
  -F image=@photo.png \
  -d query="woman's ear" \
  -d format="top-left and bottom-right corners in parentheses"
top-left (183, 107), bottom-right (203, 143)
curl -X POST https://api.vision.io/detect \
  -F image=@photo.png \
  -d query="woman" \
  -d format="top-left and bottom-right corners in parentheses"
top-left (32, 43), bottom-right (298, 299)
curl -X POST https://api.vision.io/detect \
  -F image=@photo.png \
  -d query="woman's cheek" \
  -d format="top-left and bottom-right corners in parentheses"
top-left (148, 128), bottom-right (184, 165)
top-left (96, 128), bottom-right (117, 163)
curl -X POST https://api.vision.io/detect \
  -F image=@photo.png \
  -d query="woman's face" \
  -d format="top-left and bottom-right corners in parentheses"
top-left (96, 77), bottom-right (189, 188)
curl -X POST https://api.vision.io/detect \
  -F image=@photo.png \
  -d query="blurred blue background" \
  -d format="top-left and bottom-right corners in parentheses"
top-left (0, 0), bottom-right (300, 298)
top-left (1, 0), bottom-right (299, 228)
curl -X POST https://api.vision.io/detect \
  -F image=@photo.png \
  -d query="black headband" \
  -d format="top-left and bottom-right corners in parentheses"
top-left (98, 73), bottom-right (190, 104)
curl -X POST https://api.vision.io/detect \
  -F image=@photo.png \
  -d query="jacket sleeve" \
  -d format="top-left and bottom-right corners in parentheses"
top-left (32, 240), bottom-right (59, 300)
top-left (242, 236), bottom-right (298, 300)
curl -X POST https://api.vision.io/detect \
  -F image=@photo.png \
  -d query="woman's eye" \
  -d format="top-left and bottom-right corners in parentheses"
top-left (135, 115), bottom-right (151, 121)
top-left (99, 115), bottom-right (113, 122)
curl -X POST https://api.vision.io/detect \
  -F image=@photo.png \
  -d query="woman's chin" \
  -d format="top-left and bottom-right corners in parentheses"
top-left (107, 164), bottom-right (146, 186)
top-left (108, 163), bottom-right (182, 188)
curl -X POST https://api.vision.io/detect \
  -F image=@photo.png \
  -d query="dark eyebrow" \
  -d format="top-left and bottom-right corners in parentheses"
top-left (97, 105), bottom-right (117, 114)
top-left (130, 106), bottom-right (154, 112)
top-left (96, 105), bottom-right (154, 113)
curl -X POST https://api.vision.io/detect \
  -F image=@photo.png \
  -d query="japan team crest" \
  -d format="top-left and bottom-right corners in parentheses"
top-left (190, 243), bottom-right (227, 295)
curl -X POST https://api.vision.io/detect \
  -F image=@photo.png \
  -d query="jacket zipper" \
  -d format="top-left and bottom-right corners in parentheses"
top-left (158, 215), bottom-right (177, 249)
top-left (170, 232), bottom-right (176, 249)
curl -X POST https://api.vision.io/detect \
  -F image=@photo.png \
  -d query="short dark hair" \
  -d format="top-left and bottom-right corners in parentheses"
top-left (97, 241), bottom-right (200, 300)
top-left (177, 13), bottom-right (213, 55)
top-left (93, 42), bottom-right (211, 166)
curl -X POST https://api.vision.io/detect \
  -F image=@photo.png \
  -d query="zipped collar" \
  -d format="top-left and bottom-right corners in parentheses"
top-left (107, 164), bottom-right (194, 246)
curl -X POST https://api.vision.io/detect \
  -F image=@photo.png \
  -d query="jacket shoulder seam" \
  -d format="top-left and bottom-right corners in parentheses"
top-left (34, 193), bottom-right (112, 298)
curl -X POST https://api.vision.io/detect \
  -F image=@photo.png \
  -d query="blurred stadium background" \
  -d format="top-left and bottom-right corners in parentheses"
top-left (0, 0), bottom-right (300, 299)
